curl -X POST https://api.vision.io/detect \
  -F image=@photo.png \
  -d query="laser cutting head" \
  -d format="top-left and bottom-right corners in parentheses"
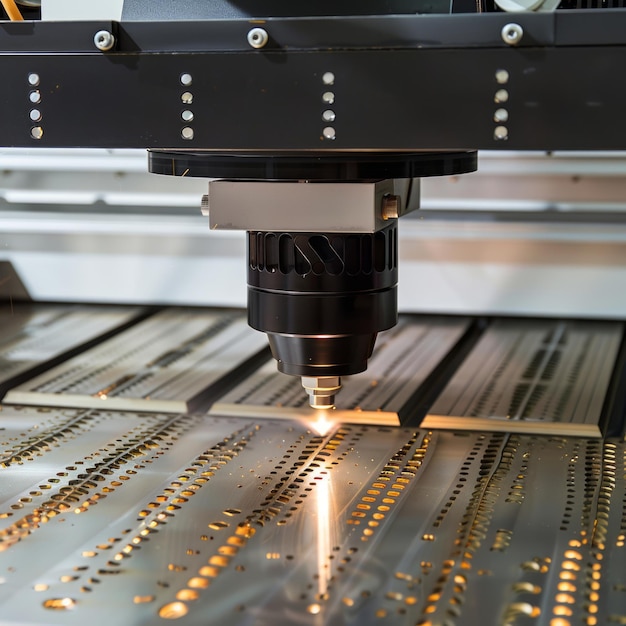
top-left (149, 150), bottom-right (477, 409)
top-left (248, 223), bottom-right (398, 409)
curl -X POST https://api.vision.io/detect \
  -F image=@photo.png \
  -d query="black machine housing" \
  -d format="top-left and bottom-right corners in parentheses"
top-left (2, 2), bottom-right (626, 400)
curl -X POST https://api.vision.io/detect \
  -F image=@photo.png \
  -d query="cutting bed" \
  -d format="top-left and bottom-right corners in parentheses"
top-left (0, 305), bottom-right (624, 626)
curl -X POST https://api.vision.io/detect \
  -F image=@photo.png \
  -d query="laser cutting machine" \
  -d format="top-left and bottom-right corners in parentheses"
top-left (0, 2), bottom-right (626, 625)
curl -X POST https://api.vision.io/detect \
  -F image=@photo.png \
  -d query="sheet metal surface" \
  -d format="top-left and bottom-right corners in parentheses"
top-left (211, 316), bottom-right (470, 426)
top-left (0, 303), bottom-right (141, 394)
top-left (4, 309), bottom-right (268, 413)
top-left (0, 405), bottom-right (624, 625)
top-left (425, 319), bottom-right (623, 436)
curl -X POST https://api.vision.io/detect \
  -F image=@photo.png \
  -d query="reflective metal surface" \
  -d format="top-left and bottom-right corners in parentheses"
top-left (0, 405), bottom-right (624, 625)
top-left (212, 316), bottom-right (470, 427)
top-left (0, 304), bottom-right (141, 394)
top-left (425, 319), bottom-right (623, 436)
top-left (4, 309), bottom-right (268, 412)
top-left (1, 309), bottom-right (625, 624)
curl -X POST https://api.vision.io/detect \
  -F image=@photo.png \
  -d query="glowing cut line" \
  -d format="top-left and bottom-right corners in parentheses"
top-left (316, 472), bottom-right (332, 604)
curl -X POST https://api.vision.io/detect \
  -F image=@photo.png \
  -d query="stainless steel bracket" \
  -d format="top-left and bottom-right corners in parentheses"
top-left (204, 178), bottom-right (420, 233)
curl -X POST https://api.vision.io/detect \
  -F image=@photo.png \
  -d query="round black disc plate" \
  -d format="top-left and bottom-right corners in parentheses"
top-left (148, 150), bottom-right (477, 181)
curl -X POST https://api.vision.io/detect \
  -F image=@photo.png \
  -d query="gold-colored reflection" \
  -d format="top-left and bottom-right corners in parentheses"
top-left (307, 603), bottom-right (322, 615)
top-left (158, 601), bottom-right (188, 619)
top-left (554, 606), bottom-right (573, 617)
top-left (187, 577), bottom-right (210, 589)
top-left (133, 595), bottom-right (155, 604)
top-left (42, 597), bottom-right (76, 611)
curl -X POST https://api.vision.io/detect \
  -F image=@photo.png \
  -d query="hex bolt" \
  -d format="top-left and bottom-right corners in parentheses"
top-left (247, 27), bottom-right (269, 49)
top-left (381, 194), bottom-right (401, 220)
top-left (301, 376), bottom-right (341, 410)
top-left (94, 30), bottom-right (115, 52)
top-left (501, 23), bottom-right (523, 46)
top-left (200, 194), bottom-right (210, 217)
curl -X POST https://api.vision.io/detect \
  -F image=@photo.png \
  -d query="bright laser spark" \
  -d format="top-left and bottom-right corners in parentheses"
top-left (309, 410), bottom-right (333, 436)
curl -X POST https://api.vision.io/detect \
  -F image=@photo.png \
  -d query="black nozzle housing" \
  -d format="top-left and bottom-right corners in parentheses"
top-left (248, 222), bottom-right (398, 378)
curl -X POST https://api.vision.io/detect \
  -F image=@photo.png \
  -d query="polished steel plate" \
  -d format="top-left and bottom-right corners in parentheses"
top-left (4, 309), bottom-right (267, 413)
top-left (0, 405), bottom-right (623, 625)
top-left (211, 316), bottom-right (470, 427)
top-left (424, 319), bottom-right (623, 436)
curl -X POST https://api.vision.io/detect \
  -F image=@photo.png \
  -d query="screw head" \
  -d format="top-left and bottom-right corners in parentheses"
top-left (247, 27), bottom-right (269, 49)
top-left (94, 30), bottom-right (115, 52)
top-left (501, 23), bottom-right (524, 47)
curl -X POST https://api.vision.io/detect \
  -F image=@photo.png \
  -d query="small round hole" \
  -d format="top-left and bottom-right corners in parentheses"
top-left (181, 92), bottom-right (193, 105)
top-left (29, 109), bottom-right (42, 122)
top-left (322, 91), bottom-right (335, 104)
top-left (322, 72), bottom-right (335, 86)
top-left (180, 73), bottom-right (193, 87)
top-left (494, 125), bottom-right (508, 140)
top-left (181, 110), bottom-right (194, 122)
top-left (494, 108), bottom-right (509, 123)
top-left (28, 73), bottom-right (40, 86)
top-left (494, 89), bottom-right (509, 104)
top-left (181, 127), bottom-right (194, 140)
top-left (31, 126), bottom-right (44, 140)
top-left (495, 69), bottom-right (509, 84)
top-left (322, 126), bottom-right (336, 140)
top-left (322, 110), bottom-right (336, 122)
top-left (29, 91), bottom-right (41, 104)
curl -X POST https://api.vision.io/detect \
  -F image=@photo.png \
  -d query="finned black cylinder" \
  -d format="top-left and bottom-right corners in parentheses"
top-left (247, 222), bottom-right (398, 377)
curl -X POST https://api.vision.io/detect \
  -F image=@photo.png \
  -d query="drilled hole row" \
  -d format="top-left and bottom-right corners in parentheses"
top-left (433, 439), bottom-right (484, 528)
top-left (419, 435), bottom-right (508, 622)
top-left (0, 410), bottom-right (96, 469)
top-left (179, 72), bottom-right (195, 141)
top-left (321, 71), bottom-right (336, 140)
top-left (40, 422), bottom-right (255, 614)
top-left (159, 425), bottom-right (333, 619)
top-left (471, 333), bottom-right (523, 418)
top-left (27, 72), bottom-right (44, 140)
top-left (348, 432), bottom-right (427, 543)
top-left (1, 415), bottom-right (189, 550)
top-left (493, 69), bottom-right (510, 141)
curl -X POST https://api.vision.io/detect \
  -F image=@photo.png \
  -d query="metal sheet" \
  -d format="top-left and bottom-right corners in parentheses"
top-left (0, 303), bottom-right (141, 395)
top-left (424, 319), bottom-right (623, 436)
top-left (0, 405), bottom-right (624, 624)
top-left (4, 309), bottom-right (268, 413)
top-left (211, 316), bottom-right (470, 427)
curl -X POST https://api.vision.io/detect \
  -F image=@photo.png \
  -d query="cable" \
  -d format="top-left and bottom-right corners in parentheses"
top-left (1, 0), bottom-right (24, 21)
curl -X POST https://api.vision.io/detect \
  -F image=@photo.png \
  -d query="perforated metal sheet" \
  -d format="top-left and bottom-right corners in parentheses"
top-left (4, 309), bottom-right (268, 413)
top-left (0, 405), bottom-right (624, 625)
top-left (424, 319), bottom-right (623, 436)
top-left (0, 304), bottom-right (141, 395)
top-left (211, 316), bottom-right (470, 426)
